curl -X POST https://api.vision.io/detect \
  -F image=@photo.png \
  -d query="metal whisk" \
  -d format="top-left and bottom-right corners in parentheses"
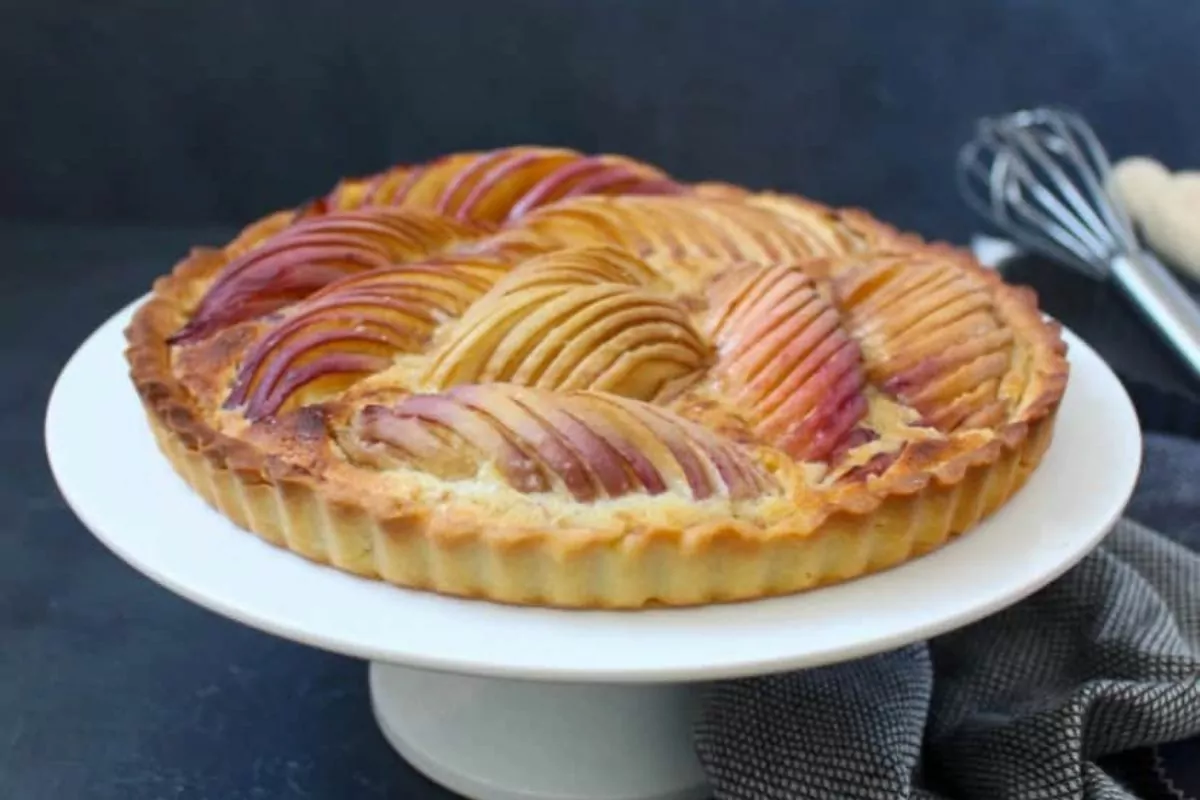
top-left (958, 106), bottom-right (1200, 381)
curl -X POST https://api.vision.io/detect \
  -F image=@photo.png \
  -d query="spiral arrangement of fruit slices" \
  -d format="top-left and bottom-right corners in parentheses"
top-left (172, 146), bottom-right (1020, 505)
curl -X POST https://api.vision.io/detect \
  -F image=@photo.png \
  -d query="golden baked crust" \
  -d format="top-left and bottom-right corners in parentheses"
top-left (125, 145), bottom-right (1068, 608)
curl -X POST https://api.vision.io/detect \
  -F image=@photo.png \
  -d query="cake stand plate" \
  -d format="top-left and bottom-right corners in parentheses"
top-left (46, 300), bottom-right (1142, 800)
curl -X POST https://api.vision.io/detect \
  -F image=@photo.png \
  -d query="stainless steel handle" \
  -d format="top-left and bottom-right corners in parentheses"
top-left (1110, 251), bottom-right (1200, 381)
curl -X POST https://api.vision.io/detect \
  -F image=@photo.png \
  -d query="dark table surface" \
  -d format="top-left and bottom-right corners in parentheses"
top-left (3, 221), bottom-right (1199, 799)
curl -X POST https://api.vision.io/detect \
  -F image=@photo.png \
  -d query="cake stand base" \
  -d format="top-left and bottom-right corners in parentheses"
top-left (369, 663), bottom-right (710, 800)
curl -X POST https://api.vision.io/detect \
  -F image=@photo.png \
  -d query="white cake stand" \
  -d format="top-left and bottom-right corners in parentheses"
top-left (47, 300), bottom-right (1142, 800)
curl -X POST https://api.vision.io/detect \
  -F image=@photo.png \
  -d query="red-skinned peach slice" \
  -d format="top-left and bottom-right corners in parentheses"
top-left (550, 398), bottom-right (670, 495)
top-left (431, 147), bottom-right (681, 224)
top-left (602, 398), bottom-right (714, 499)
top-left (335, 148), bottom-right (682, 223)
top-left (382, 391), bottom-right (550, 493)
top-left (611, 178), bottom-right (686, 197)
top-left (252, 351), bottom-right (391, 421)
top-left (434, 150), bottom-right (530, 217)
top-left (512, 391), bottom-right (637, 497)
top-left (505, 158), bottom-right (611, 221)
top-left (502, 157), bottom-right (671, 221)
top-left (706, 265), bottom-right (868, 462)
top-left (453, 384), bottom-right (600, 501)
top-left (225, 259), bottom-right (508, 419)
top-left (447, 149), bottom-right (581, 223)
top-left (320, 149), bottom-right (682, 221)
top-left (229, 312), bottom-right (423, 419)
top-left (382, 153), bottom-right (482, 210)
top-left (352, 404), bottom-right (476, 477)
top-left (583, 393), bottom-right (775, 500)
top-left (839, 450), bottom-right (900, 483)
top-left (352, 385), bottom-right (774, 502)
top-left (772, 367), bottom-right (868, 460)
top-left (172, 209), bottom-right (487, 343)
top-left (172, 247), bottom-right (391, 343)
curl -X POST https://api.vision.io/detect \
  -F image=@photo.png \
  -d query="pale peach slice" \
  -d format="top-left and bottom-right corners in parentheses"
top-left (493, 196), bottom-right (853, 265)
top-left (423, 283), bottom-right (575, 388)
top-left (515, 294), bottom-right (709, 397)
top-left (831, 252), bottom-right (1015, 432)
top-left (488, 246), bottom-right (664, 294)
top-left (317, 158), bottom-right (451, 212)
top-left (358, 166), bottom-right (427, 207)
top-left (425, 249), bottom-right (706, 400)
top-left (692, 203), bottom-right (787, 263)
top-left (305, 258), bottom-right (507, 317)
top-left (745, 195), bottom-right (870, 254)
top-left (424, 246), bottom-right (665, 388)
top-left (324, 168), bottom-right (405, 212)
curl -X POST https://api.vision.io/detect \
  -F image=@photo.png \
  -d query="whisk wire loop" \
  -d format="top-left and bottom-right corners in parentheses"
top-left (958, 105), bottom-right (1200, 384)
top-left (956, 106), bottom-right (1144, 279)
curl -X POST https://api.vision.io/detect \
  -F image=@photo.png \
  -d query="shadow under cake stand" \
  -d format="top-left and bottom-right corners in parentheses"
top-left (46, 301), bottom-right (1142, 800)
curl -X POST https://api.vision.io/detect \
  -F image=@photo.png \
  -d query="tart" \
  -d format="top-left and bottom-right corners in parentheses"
top-left (125, 145), bottom-right (1068, 608)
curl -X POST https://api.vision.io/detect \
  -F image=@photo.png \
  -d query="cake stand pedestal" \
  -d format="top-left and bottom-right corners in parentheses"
top-left (46, 301), bottom-right (1141, 800)
top-left (369, 665), bottom-right (708, 800)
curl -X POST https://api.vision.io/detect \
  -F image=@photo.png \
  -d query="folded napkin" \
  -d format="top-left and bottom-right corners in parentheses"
top-left (696, 432), bottom-right (1200, 800)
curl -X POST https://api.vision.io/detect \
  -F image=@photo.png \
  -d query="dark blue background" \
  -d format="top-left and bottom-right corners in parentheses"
top-left (2, 0), bottom-right (1198, 241)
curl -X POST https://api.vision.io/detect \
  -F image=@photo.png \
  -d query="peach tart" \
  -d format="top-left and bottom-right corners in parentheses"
top-left (125, 146), bottom-right (1068, 608)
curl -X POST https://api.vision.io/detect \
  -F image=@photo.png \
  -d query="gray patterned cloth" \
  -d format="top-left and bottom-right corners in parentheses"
top-left (696, 433), bottom-right (1200, 800)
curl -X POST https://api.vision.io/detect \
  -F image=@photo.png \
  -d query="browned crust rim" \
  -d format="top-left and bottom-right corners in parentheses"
top-left (123, 198), bottom-right (1069, 608)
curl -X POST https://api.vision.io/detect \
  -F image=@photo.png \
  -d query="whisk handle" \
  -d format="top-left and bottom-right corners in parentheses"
top-left (1111, 251), bottom-right (1200, 383)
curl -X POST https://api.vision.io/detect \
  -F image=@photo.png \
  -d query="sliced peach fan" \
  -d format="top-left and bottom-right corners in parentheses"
top-left (124, 145), bottom-right (1069, 609)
